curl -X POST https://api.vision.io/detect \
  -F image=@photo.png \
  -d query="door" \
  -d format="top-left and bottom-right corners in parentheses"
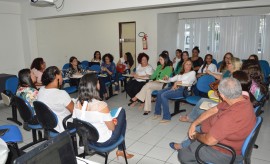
top-left (119, 22), bottom-right (136, 69)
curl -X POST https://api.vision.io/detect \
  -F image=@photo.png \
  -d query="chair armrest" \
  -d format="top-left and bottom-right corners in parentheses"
top-left (62, 114), bottom-right (72, 130)
top-left (195, 143), bottom-right (236, 164)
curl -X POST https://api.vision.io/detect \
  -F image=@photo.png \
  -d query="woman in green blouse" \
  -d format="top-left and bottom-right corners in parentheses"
top-left (129, 53), bottom-right (172, 115)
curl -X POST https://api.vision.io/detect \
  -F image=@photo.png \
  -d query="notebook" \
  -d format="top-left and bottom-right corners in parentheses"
top-left (200, 101), bottom-right (218, 110)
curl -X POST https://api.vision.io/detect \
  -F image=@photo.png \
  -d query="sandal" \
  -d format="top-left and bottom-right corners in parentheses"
top-left (143, 111), bottom-right (150, 115)
top-left (169, 142), bottom-right (181, 150)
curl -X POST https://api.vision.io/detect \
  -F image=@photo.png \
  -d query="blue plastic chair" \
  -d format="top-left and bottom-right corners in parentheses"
top-left (217, 61), bottom-right (222, 70)
top-left (212, 59), bottom-right (218, 67)
top-left (62, 86), bottom-right (77, 94)
top-left (0, 125), bottom-right (22, 158)
top-left (195, 117), bottom-right (263, 164)
top-left (259, 60), bottom-right (270, 84)
top-left (80, 60), bottom-right (89, 70)
top-left (186, 75), bottom-right (216, 105)
top-left (73, 118), bottom-right (128, 164)
top-left (4, 77), bottom-right (22, 126)
top-left (33, 101), bottom-right (77, 154)
top-left (89, 65), bottom-right (101, 72)
top-left (14, 96), bottom-right (44, 150)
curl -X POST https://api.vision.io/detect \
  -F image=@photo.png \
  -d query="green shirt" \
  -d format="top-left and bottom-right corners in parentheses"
top-left (151, 65), bottom-right (172, 80)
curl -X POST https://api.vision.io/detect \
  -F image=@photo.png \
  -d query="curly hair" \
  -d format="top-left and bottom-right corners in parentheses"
top-left (137, 52), bottom-right (149, 64)
top-left (78, 73), bottom-right (101, 104)
top-left (30, 58), bottom-right (44, 71)
top-left (102, 53), bottom-right (114, 63)
top-left (41, 66), bottom-right (61, 86)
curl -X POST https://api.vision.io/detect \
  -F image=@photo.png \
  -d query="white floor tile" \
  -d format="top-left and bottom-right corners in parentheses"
top-left (127, 141), bottom-right (154, 155)
top-left (137, 156), bottom-right (165, 164)
top-left (145, 146), bottom-right (174, 161)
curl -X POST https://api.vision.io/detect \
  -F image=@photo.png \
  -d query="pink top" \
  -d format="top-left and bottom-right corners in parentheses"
top-left (31, 68), bottom-right (43, 84)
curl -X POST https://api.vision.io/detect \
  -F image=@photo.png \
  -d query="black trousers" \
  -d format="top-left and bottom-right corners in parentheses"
top-left (125, 80), bottom-right (147, 98)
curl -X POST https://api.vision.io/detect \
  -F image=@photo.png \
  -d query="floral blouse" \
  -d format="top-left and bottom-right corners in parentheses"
top-left (64, 65), bottom-right (86, 78)
top-left (16, 87), bottom-right (38, 107)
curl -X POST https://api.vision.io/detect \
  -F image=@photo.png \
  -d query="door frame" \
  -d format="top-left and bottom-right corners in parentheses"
top-left (119, 21), bottom-right (136, 61)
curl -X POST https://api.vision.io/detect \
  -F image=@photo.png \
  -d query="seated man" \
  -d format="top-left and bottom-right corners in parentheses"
top-left (174, 77), bottom-right (256, 164)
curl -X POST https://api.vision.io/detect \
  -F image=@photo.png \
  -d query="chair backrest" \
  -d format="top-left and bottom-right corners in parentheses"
top-left (73, 118), bottom-right (99, 142)
top-left (81, 60), bottom-right (89, 68)
top-left (212, 59), bottom-right (218, 67)
top-left (33, 101), bottom-right (58, 131)
top-left (196, 75), bottom-right (216, 93)
top-left (242, 117), bottom-right (263, 163)
top-left (5, 77), bottom-right (19, 95)
top-left (89, 65), bottom-right (101, 72)
top-left (217, 61), bottom-right (222, 70)
top-left (14, 96), bottom-right (35, 123)
top-left (62, 63), bottom-right (70, 70)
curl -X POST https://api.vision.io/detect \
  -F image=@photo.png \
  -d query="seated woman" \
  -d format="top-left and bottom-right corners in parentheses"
top-left (248, 54), bottom-right (259, 61)
top-left (99, 53), bottom-right (118, 99)
top-left (173, 51), bottom-right (189, 76)
top-left (72, 73), bottom-right (134, 159)
top-left (30, 57), bottom-right (46, 88)
top-left (196, 54), bottom-right (217, 78)
top-left (91, 51), bottom-right (102, 63)
top-left (241, 59), bottom-right (267, 103)
top-left (206, 57), bottom-right (242, 80)
top-left (153, 60), bottom-right (196, 123)
top-left (117, 52), bottom-right (134, 74)
top-left (126, 53), bottom-right (153, 101)
top-left (37, 66), bottom-right (74, 133)
top-left (172, 49), bottom-right (182, 71)
top-left (65, 56), bottom-right (86, 86)
top-left (217, 52), bottom-right (234, 73)
top-left (17, 69), bottom-right (39, 107)
top-left (130, 53), bottom-right (172, 115)
top-left (190, 46), bottom-right (203, 72)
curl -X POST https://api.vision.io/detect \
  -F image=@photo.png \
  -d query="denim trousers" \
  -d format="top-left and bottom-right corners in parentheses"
top-left (154, 87), bottom-right (185, 120)
top-left (187, 98), bottom-right (217, 122)
top-left (93, 109), bottom-right (127, 150)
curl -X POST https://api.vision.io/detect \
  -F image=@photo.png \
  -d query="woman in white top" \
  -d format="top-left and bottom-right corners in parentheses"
top-left (197, 54), bottom-right (217, 78)
top-left (91, 51), bottom-right (102, 63)
top-left (126, 53), bottom-right (153, 103)
top-left (153, 60), bottom-right (196, 123)
top-left (72, 73), bottom-right (134, 159)
top-left (173, 49), bottom-right (182, 71)
top-left (37, 66), bottom-right (74, 132)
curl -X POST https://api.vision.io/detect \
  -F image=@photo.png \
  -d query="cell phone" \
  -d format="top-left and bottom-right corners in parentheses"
top-left (0, 129), bottom-right (9, 136)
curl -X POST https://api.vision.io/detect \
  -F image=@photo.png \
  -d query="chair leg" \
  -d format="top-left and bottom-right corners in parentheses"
top-left (171, 100), bottom-right (186, 117)
top-left (105, 153), bottom-right (108, 164)
top-left (32, 129), bottom-right (37, 143)
top-left (123, 144), bottom-right (128, 164)
top-left (7, 104), bottom-right (22, 126)
top-left (72, 135), bottom-right (78, 156)
top-left (38, 130), bottom-right (43, 141)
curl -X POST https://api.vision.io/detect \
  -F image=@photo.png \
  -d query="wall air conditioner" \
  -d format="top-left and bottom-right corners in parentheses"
top-left (30, 0), bottom-right (55, 7)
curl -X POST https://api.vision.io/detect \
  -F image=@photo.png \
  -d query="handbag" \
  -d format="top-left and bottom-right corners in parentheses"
top-left (116, 64), bottom-right (126, 73)
top-left (209, 80), bottom-right (220, 91)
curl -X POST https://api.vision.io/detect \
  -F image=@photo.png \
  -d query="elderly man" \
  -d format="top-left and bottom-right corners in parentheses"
top-left (176, 77), bottom-right (256, 163)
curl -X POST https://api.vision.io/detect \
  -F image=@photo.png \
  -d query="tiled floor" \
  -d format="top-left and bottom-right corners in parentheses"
top-left (0, 91), bottom-right (270, 164)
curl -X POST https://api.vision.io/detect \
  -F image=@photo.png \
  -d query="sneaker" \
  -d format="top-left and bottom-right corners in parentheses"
top-left (152, 115), bottom-right (161, 120)
top-left (159, 119), bottom-right (171, 123)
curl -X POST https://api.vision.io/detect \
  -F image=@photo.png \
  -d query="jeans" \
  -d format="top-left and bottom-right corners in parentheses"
top-left (187, 98), bottom-right (217, 122)
top-left (181, 126), bottom-right (201, 148)
top-left (93, 109), bottom-right (127, 150)
top-left (154, 87), bottom-right (185, 120)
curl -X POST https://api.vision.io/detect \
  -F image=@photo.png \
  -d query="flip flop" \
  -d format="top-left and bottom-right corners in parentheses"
top-left (169, 142), bottom-right (178, 150)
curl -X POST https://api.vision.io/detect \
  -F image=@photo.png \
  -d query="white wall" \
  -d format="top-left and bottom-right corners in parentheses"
top-left (35, 10), bottom-right (159, 69)
top-left (0, 1), bottom-right (25, 75)
top-left (157, 13), bottom-right (179, 59)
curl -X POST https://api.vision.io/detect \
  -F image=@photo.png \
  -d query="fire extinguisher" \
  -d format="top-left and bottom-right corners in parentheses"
top-left (139, 32), bottom-right (148, 50)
